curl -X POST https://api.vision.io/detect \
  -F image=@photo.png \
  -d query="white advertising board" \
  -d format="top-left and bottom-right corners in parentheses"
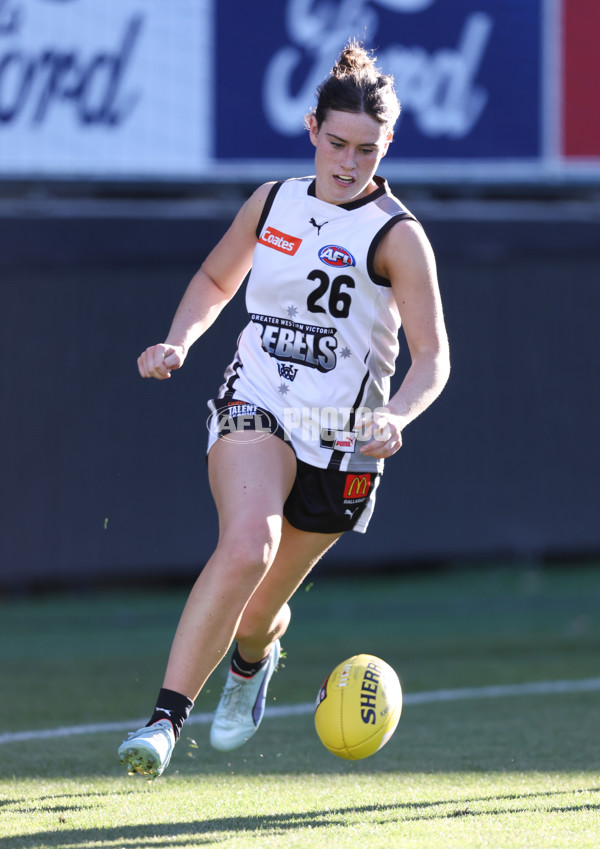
top-left (0, 0), bottom-right (211, 177)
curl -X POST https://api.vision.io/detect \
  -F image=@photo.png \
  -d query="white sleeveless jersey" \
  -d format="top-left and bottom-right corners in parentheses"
top-left (214, 176), bottom-right (416, 472)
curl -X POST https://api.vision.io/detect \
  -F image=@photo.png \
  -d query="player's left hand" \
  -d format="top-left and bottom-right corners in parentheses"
top-left (356, 408), bottom-right (403, 459)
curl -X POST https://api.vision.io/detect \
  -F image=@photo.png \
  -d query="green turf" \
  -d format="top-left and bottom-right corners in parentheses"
top-left (1, 563), bottom-right (599, 847)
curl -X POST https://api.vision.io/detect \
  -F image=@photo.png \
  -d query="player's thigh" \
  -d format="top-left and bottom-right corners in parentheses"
top-left (208, 430), bottom-right (297, 536)
top-left (242, 518), bottom-right (342, 618)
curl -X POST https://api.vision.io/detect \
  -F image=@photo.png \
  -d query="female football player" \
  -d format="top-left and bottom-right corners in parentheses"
top-left (118, 40), bottom-right (450, 780)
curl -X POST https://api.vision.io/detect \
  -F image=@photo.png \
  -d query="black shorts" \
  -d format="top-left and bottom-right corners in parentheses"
top-left (284, 458), bottom-right (380, 534)
top-left (207, 397), bottom-right (380, 534)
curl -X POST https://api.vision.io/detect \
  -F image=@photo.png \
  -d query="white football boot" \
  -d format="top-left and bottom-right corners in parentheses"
top-left (210, 640), bottom-right (281, 751)
top-left (118, 718), bottom-right (175, 780)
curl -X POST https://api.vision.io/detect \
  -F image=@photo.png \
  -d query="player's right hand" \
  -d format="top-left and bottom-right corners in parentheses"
top-left (137, 343), bottom-right (186, 380)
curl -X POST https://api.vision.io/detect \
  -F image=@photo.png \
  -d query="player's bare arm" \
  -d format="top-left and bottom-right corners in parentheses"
top-left (359, 219), bottom-right (450, 458)
top-left (137, 183), bottom-right (275, 380)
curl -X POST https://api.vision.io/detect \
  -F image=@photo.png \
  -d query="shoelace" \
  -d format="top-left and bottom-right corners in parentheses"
top-left (219, 675), bottom-right (256, 719)
top-left (127, 721), bottom-right (172, 742)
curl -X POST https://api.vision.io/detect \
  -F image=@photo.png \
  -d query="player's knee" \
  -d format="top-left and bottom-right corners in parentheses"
top-left (216, 520), bottom-right (281, 580)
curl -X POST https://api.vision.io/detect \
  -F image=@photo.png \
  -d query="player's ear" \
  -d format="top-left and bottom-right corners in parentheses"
top-left (380, 131), bottom-right (394, 158)
top-left (308, 115), bottom-right (319, 148)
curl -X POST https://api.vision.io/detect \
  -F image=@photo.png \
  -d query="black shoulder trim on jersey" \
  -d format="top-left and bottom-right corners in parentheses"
top-left (256, 181), bottom-right (284, 239)
top-left (341, 183), bottom-right (387, 211)
top-left (307, 175), bottom-right (388, 211)
top-left (367, 213), bottom-right (418, 288)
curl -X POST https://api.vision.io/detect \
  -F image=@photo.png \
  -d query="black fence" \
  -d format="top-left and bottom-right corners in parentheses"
top-left (2, 197), bottom-right (599, 590)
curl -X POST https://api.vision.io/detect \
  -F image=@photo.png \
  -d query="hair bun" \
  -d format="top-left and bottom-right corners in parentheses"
top-left (309, 39), bottom-right (401, 131)
top-left (334, 41), bottom-right (376, 77)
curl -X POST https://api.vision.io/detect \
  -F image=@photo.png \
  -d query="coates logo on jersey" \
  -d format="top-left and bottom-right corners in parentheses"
top-left (259, 226), bottom-right (302, 256)
top-left (318, 245), bottom-right (356, 268)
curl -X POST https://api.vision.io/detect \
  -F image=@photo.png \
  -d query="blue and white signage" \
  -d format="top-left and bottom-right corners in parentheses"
top-left (0, 0), bottom-right (210, 176)
top-left (215, 0), bottom-right (542, 162)
top-left (0, 1), bottom-right (598, 183)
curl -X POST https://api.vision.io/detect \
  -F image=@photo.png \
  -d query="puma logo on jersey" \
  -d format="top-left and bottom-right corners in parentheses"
top-left (320, 429), bottom-right (357, 453)
top-left (310, 217), bottom-right (328, 234)
top-left (259, 226), bottom-right (302, 255)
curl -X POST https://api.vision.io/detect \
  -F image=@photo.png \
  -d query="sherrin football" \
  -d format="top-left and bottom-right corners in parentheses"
top-left (314, 654), bottom-right (402, 760)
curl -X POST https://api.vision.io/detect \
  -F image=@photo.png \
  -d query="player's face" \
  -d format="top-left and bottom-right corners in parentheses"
top-left (309, 110), bottom-right (392, 206)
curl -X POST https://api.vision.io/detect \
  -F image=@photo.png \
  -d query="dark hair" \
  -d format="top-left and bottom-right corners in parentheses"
top-left (308, 41), bottom-right (401, 132)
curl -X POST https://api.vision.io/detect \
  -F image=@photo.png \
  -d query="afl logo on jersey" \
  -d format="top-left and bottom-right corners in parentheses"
top-left (318, 245), bottom-right (356, 268)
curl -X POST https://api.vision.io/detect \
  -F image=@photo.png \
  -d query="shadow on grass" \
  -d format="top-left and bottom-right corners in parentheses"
top-left (2, 789), bottom-right (599, 848)
top-left (0, 787), bottom-right (140, 814)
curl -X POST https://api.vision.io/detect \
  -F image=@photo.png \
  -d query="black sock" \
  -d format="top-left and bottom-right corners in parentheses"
top-left (231, 644), bottom-right (270, 678)
top-left (147, 687), bottom-right (194, 741)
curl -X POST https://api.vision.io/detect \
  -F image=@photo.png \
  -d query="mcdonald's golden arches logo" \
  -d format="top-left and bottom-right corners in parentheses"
top-left (343, 473), bottom-right (371, 500)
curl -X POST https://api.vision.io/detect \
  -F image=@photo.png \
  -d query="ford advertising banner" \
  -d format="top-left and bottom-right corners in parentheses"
top-left (216, 0), bottom-right (541, 162)
top-left (0, 0), bottom-right (211, 176)
top-left (0, 0), bottom-right (598, 182)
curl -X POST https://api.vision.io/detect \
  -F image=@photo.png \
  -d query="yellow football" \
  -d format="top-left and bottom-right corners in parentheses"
top-left (314, 654), bottom-right (402, 760)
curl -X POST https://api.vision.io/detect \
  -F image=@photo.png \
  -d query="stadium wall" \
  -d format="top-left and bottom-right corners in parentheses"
top-left (1, 202), bottom-right (599, 590)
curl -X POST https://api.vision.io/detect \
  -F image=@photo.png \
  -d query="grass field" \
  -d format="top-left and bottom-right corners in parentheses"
top-left (1, 562), bottom-right (599, 848)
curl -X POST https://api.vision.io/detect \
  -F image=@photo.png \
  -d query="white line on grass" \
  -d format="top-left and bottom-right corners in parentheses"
top-left (1, 677), bottom-right (599, 746)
